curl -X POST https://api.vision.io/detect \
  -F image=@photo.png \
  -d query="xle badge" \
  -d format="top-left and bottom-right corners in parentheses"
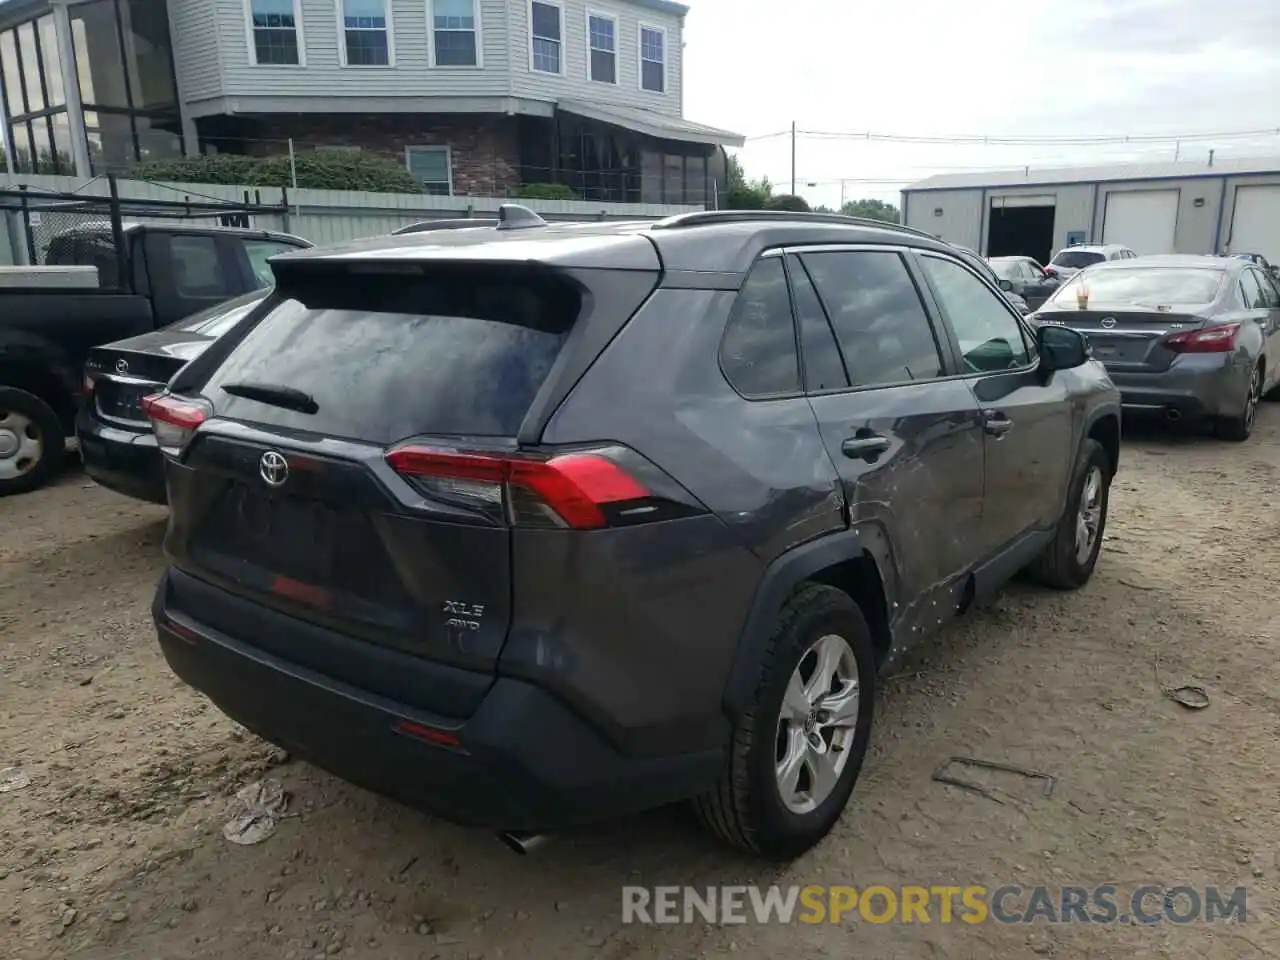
top-left (442, 600), bottom-right (486, 634)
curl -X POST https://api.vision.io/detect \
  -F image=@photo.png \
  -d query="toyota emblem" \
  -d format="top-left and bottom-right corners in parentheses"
top-left (1100, 317), bottom-right (1116, 329)
top-left (259, 451), bottom-right (289, 487)
top-left (115, 358), bottom-right (129, 374)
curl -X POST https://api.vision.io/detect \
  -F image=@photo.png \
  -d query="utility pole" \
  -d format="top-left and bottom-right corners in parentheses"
top-left (790, 121), bottom-right (796, 195)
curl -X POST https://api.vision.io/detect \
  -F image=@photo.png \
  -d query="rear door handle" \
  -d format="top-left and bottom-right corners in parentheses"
top-left (841, 434), bottom-right (890, 460)
top-left (984, 412), bottom-right (1014, 437)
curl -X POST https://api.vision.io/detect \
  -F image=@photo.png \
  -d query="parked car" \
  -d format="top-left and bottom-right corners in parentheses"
top-left (989, 255), bottom-right (1061, 311)
top-left (0, 219), bottom-right (310, 496)
top-left (948, 245), bottom-right (1031, 314)
top-left (144, 205), bottom-right (1120, 860)
top-left (1045, 243), bottom-right (1137, 281)
top-left (1229, 252), bottom-right (1280, 282)
top-left (1032, 254), bottom-right (1280, 440)
top-left (77, 290), bottom-right (271, 504)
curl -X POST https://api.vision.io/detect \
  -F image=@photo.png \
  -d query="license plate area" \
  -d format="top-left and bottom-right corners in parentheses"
top-left (1087, 337), bottom-right (1149, 365)
top-left (95, 379), bottom-right (156, 423)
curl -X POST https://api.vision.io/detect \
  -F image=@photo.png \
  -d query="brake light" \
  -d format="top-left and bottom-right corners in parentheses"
top-left (141, 392), bottom-right (212, 454)
top-left (385, 444), bottom-right (690, 529)
top-left (82, 372), bottom-right (96, 396)
top-left (1164, 323), bottom-right (1240, 354)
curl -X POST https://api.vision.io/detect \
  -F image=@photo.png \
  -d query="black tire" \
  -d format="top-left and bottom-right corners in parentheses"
top-left (1215, 364), bottom-right (1261, 442)
top-left (1028, 438), bottom-right (1111, 589)
top-left (0, 386), bottom-right (65, 497)
top-left (693, 584), bottom-right (876, 860)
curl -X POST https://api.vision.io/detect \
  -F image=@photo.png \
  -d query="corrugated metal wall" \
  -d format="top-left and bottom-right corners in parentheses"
top-left (0, 174), bottom-right (703, 265)
top-left (902, 188), bottom-right (983, 250)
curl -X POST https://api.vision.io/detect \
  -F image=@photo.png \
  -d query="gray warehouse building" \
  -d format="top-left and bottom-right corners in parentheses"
top-left (901, 156), bottom-right (1280, 267)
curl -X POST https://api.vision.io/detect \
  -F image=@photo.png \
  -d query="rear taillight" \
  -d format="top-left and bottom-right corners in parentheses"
top-left (141, 392), bottom-right (212, 455)
top-left (385, 444), bottom-right (702, 529)
top-left (1164, 323), bottom-right (1240, 354)
top-left (81, 372), bottom-right (96, 396)
top-left (1044, 266), bottom-right (1058, 277)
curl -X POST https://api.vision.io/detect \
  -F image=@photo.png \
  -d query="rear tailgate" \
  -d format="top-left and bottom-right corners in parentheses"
top-left (1041, 309), bottom-right (1208, 372)
top-left (163, 258), bottom-right (660, 696)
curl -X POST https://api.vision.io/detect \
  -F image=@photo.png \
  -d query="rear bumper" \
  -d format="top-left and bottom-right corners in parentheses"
top-left (1107, 355), bottom-right (1249, 420)
top-left (76, 408), bottom-right (166, 504)
top-left (152, 568), bottom-right (723, 832)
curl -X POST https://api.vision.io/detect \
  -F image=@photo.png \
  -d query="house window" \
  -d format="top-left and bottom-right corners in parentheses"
top-left (407, 145), bottom-right (452, 196)
top-left (587, 12), bottom-right (615, 84)
top-left (639, 24), bottom-right (665, 92)
top-left (432, 0), bottom-right (478, 66)
top-left (249, 0), bottom-right (303, 65)
top-left (340, 0), bottom-right (391, 66)
top-left (530, 0), bottom-right (561, 75)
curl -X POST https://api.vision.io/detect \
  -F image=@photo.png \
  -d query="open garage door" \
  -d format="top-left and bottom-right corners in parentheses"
top-left (1103, 190), bottom-right (1178, 254)
top-left (1228, 185), bottom-right (1280, 263)
top-left (987, 195), bottom-right (1056, 264)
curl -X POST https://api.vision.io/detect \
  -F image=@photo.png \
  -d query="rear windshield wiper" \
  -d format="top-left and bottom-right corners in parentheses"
top-left (220, 381), bottom-right (319, 415)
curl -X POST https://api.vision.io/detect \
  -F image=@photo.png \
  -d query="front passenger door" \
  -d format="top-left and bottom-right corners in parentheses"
top-left (793, 247), bottom-right (987, 629)
top-left (915, 252), bottom-right (1075, 560)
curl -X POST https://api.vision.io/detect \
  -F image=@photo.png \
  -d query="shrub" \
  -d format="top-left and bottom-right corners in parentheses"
top-left (516, 182), bottom-right (578, 201)
top-left (130, 151), bottom-right (423, 193)
top-left (765, 194), bottom-right (811, 213)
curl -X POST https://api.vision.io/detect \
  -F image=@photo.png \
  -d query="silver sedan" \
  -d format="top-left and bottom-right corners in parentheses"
top-left (1030, 254), bottom-right (1280, 441)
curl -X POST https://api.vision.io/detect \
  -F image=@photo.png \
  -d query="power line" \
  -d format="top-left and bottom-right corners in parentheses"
top-left (743, 125), bottom-right (1280, 146)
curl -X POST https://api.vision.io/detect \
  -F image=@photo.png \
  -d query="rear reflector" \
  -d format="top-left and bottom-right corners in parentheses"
top-left (1164, 322), bottom-right (1240, 354)
top-left (141, 393), bottom-right (212, 455)
top-left (392, 718), bottom-right (462, 749)
top-left (386, 446), bottom-right (650, 529)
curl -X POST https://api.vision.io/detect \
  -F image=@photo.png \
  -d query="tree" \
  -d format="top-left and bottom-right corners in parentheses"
top-left (840, 198), bottom-right (900, 223)
top-left (765, 194), bottom-right (811, 212)
top-left (724, 153), bottom-right (772, 210)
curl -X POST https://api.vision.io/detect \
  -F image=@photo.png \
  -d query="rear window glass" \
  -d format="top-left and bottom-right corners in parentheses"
top-left (1051, 250), bottom-right (1106, 268)
top-left (989, 260), bottom-right (1020, 280)
top-left (1052, 267), bottom-right (1224, 306)
top-left (202, 269), bottom-right (579, 443)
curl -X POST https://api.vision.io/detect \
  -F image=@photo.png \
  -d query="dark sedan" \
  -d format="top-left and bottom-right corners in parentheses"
top-left (77, 290), bottom-right (270, 503)
top-left (1031, 255), bottom-right (1280, 440)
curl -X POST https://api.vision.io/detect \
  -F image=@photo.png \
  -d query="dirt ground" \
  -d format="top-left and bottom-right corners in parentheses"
top-left (2, 410), bottom-right (1279, 960)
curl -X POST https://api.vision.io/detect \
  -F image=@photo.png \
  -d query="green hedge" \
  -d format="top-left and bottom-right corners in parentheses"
top-left (130, 151), bottom-right (423, 193)
top-left (516, 182), bottom-right (578, 201)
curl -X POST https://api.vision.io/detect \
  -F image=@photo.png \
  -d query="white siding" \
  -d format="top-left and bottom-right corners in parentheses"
top-left (509, 0), bottom-right (682, 116)
top-left (215, 0), bottom-right (512, 99)
top-left (169, 0), bottom-right (225, 102)
top-left (1090, 179), bottom-right (1222, 254)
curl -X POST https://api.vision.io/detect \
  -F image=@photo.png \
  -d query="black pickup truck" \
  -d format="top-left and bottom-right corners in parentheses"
top-left (0, 221), bottom-right (310, 495)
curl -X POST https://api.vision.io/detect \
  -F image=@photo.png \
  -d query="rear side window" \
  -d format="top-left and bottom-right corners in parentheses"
top-left (788, 256), bottom-right (849, 392)
top-left (241, 239), bottom-right (302, 289)
top-left (719, 257), bottom-right (801, 397)
top-left (170, 236), bottom-right (232, 298)
top-left (1255, 269), bottom-right (1280, 308)
top-left (800, 250), bottom-right (944, 387)
top-left (202, 269), bottom-right (580, 442)
top-left (1239, 269), bottom-right (1264, 308)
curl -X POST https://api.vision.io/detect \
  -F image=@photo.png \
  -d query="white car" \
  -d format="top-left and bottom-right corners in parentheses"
top-left (1046, 243), bottom-right (1137, 280)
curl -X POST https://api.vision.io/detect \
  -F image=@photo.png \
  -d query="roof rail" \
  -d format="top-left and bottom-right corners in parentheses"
top-left (496, 203), bottom-right (549, 231)
top-left (391, 217), bottom-right (500, 236)
top-left (649, 209), bottom-right (938, 240)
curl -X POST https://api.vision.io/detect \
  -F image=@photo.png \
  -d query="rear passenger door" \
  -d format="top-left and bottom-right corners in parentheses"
top-left (792, 246), bottom-right (987, 626)
top-left (1246, 268), bottom-right (1280, 392)
top-left (914, 251), bottom-right (1075, 561)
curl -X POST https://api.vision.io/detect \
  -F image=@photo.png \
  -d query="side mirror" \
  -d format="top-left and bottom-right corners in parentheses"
top-left (998, 278), bottom-right (1014, 292)
top-left (1038, 324), bottom-right (1090, 372)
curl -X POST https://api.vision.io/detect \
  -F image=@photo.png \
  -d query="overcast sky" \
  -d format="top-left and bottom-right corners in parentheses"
top-left (681, 0), bottom-right (1280, 209)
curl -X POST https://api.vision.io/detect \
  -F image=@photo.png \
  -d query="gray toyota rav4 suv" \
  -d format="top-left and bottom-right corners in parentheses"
top-left (146, 206), bottom-right (1121, 859)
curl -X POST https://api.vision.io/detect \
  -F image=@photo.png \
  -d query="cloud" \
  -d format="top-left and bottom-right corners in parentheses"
top-left (679, 0), bottom-right (1280, 207)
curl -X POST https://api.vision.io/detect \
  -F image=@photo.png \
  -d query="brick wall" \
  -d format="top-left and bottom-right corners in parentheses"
top-left (232, 114), bottom-right (521, 197)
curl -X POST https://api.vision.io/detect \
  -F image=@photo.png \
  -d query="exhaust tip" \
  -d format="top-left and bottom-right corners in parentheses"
top-left (498, 831), bottom-right (549, 855)
top-left (1165, 407), bottom-right (1183, 423)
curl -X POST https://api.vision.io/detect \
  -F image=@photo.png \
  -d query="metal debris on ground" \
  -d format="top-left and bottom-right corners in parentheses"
top-left (0, 767), bottom-right (31, 792)
top-left (932, 757), bottom-right (1056, 804)
top-left (222, 778), bottom-right (289, 845)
